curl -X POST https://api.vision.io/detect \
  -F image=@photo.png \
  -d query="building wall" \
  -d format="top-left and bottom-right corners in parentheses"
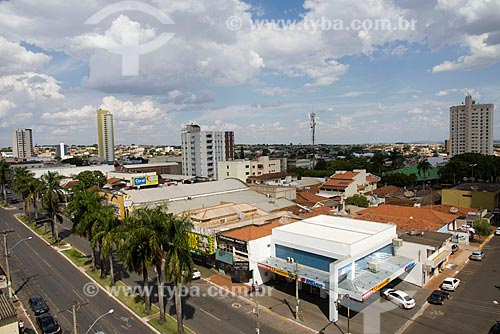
top-left (97, 109), bottom-right (115, 162)
top-left (250, 156), bottom-right (281, 176)
top-left (449, 95), bottom-right (494, 156)
top-left (248, 236), bottom-right (272, 284)
top-left (395, 242), bottom-right (432, 287)
top-left (0, 318), bottom-right (18, 334)
top-left (12, 128), bottom-right (34, 159)
top-left (181, 124), bottom-right (232, 179)
top-left (442, 188), bottom-right (499, 211)
top-left (217, 160), bottom-right (250, 182)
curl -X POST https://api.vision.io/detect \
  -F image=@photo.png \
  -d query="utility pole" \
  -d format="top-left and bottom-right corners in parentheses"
top-left (59, 301), bottom-right (88, 334)
top-left (252, 273), bottom-right (260, 334)
top-left (1, 229), bottom-right (15, 298)
top-left (295, 260), bottom-right (300, 321)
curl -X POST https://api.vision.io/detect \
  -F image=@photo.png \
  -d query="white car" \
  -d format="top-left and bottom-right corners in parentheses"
top-left (495, 227), bottom-right (500, 236)
top-left (459, 225), bottom-right (475, 233)
top-left (441, 277), bottom-right (460, 291)
top-left (382, 289), bottom-right (416, 309)
top-left (192, 268), bottom-right (201, 280)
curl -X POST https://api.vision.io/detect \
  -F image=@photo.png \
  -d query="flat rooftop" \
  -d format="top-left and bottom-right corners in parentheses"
top-left (274, 215), bottom-right (394, 246)
top-left (399, 230), bottom-right (452, 249)
top-left (450, 182), bottom-right (500, 192)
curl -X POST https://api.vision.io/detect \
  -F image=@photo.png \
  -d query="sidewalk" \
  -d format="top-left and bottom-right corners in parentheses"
top-left (13, 297), bottom-right (37, 334)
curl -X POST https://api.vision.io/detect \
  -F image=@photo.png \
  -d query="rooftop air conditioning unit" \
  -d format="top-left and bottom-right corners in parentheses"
top-left (392, 238), bottom-right (403, 247)
top-left (367, 261), bottom-right (381, 273)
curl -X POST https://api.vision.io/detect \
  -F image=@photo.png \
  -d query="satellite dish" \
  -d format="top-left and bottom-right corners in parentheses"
top-left (450, 207), bottom-right (459, 214)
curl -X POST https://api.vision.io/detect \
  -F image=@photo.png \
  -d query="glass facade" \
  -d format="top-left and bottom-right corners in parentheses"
top-left (275, 244), bottom-right (336, 272)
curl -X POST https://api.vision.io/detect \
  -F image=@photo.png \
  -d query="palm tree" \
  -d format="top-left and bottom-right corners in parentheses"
top-left (91, 204), bottom-right (120, 284)
top-left (163, 213), bottom-right (194, 334)
top-left (417, 160), bottom-right (432, 190)
top-left (40, 171), bottom-right (64, 241)
top-left (119, 211), bottom-right (155, 314)
top-left (27, 178), bottom-right (42, 221)
top-left (67, 189), bottom-right (103, 269)
top-left (11, 167), bottom-right (35, 216)
top-left (0, 159), bottom-right (10, 203)
top-left (389, 150), bottom-right (405, 170)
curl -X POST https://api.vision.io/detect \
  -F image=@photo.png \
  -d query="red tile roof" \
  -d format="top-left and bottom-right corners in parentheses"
top-left (356, 204), bottom-right (459, 232)
top-left (321, 178), bottom-right (354, 189)
top-left (366, 175), bottom-right (379, 183)
top-left (369, 185), bottom-right (401, 197)
top-left (221, 218), bottom-right (298, 241)
top-left (299, 205), bottom-right (336, 218)
top-left (294, 191), bottom-right (328, 206)
top-left (331, 171), bottom-right (359, 180)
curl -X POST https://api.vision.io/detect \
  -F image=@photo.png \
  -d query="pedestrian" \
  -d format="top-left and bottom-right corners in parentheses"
top-left (18, 320), bottom-right (24, 334)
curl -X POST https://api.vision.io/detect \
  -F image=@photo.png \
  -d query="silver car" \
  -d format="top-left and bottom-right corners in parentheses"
top-left (469, 250), bottom-right (485, 261)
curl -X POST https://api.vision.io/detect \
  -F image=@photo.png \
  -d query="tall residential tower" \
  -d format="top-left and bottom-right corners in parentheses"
top-left (97, 109), bottom-right (115, 163)
top-left (181, 124), bottom-right (234, 179)
top-left (12, 128), bottom-right (34, 160)
top-left (449, 94), bottom-right (494, 156)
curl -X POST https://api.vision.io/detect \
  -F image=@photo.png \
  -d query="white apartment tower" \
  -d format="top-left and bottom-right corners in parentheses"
top-left (449, 94), bottom-right (494, 156)
top-left (97, 109), bottom-right (115, 163)
top-left (12, 129), bottom-right (34, 160)
top-left (181, 124), bottom-right (234, 179)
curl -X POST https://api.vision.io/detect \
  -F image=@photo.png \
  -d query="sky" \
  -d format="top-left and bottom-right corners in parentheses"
top-left (0, 0), bottom-right (499, 146)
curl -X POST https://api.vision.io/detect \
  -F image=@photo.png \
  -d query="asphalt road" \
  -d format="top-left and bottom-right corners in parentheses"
top-left (404, 235), bottom-right (500, 334)
top-left (0, 206), bottom-right (154, 334)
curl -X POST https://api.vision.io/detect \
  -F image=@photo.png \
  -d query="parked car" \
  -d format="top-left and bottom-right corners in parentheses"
top-left (469, 250), bottom-right (485, 261)
top-left (427, 290), bottom-right (450, 305)
top-left (495, 227), bottom-right (500, 236)
top-left (451, 244), bottom-right (459, 254)
top-left (381, 289), bottom-right (416, 309)
top-left (489, 321), bottom-right (500, 334)
top-left (459, 224), bottom-right (475, 233)
top-left (192, 268), bottom-right (201, 280)
top-left (441, 277), bottom-right (460, 291)
top-left (29, 295), bottom-right (49, 316)
top-left (36, 313), bottom-right (61, 334)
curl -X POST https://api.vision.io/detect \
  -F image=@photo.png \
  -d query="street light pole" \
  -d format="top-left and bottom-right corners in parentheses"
top-left (470, 163), bottom-right (477, 182)
top-left (295, 260), bottom-right (299, 321)
top-left (1, 229), bottom-right (14, 298)
top-left (84, 309), bottom-right (114, 334)
top-left (346, 293), bottom-right (351, 334)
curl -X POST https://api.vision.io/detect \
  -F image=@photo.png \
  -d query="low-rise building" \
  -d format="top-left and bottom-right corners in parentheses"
top-left (0, 294), bottom-right (18, 333)
top-left (319, 170), bottom-right (379, 198)
top-left (217, 156), bottom-right (282, 182)
top-left (442, 183), bottom-right (500, 211)
top-left (247, 172), bottom-right (298, 186)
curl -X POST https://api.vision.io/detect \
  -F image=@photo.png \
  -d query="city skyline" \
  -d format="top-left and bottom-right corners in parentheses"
top-left (0, 1), bottom-right (499, 146)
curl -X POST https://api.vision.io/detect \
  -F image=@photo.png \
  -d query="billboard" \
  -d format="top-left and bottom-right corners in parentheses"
top-left (132, 174), bottom-right (158, 187)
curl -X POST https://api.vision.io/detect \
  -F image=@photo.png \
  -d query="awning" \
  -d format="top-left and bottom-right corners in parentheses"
top-left (431, 250), bottom-right (451, 268)
top-left (338, 255), bottom-right (416, 302)
top-left (258, 257), bottom-right (330, 289)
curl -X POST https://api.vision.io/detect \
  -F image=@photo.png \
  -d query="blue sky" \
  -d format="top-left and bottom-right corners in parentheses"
top-left (0, 0), bottom-right (499, 146)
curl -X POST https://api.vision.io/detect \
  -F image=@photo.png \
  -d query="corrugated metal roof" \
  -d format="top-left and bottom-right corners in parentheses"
top-left (0, 294), bottom-right (17, 320)
top-left (126, 179), bottom-right (248, 204)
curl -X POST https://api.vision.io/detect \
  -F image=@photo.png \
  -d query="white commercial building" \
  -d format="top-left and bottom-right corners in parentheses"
top-left (255, 215), bottom-right (416, 322)
top-left (217, 156), bottom-right (282, 182)
top-left (450, 94), bottom-right (494, 156)
top-left (181, 124), bottom-right (234, 180)
top-left (12, 128), bottom-right (34, 160)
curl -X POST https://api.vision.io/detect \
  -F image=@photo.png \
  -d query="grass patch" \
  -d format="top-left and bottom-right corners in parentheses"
top-left (18, 215), bottom-right (67, 246)
top-left (61, 248), bottom-right (91, 267)
top-left (148, 316), bottom-right (192, 334)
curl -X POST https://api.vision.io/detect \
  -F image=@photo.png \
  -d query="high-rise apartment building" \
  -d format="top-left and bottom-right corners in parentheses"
top-left (12, 128), bottom-right (34, 160)
top-left (449, 94), bottom-right (494, 156)
top-left (97, 109), bottom-right (115, 163)
top-left (181, 124), bottom-right (234, 179)
top-left (56, 142), bottom-right (68, 159)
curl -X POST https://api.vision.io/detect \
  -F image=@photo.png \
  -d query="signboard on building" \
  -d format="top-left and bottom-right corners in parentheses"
top-left (233, 261), bottom-right (249, 271)
top-left (258, 263), bottom-right (296, 280)
top-left (299, 277), bottom-right (324, 289)
top-left (216, 249), bottom-right (234, 265)
top-left (218, 235), bottom-right (247, 246)
top-left (361, 260), bottom-right (417, 300)
top-left (188, 232), bottom-right (215, 255)
top-left (132, 174), bottom-right (158, 187)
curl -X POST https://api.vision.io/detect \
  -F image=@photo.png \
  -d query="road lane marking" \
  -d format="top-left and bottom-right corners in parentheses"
top-left (199, 307), bottom-right (221, 321)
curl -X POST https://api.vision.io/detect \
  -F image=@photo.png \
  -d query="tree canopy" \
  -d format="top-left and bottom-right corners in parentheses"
top-left (75, 170), bottom-right (106, 190)
top-left (438, 153), bottom-right (499, 184)
top-left (345, 194), bottom-right (369, 208)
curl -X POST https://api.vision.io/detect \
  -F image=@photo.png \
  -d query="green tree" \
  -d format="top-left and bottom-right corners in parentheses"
top-left (67, 189), bottom-right (103, 269)
top-left (40, 171), bottom-right (64, 241)
top-left (27, 177), bottom-right (42, 221)
top-left (380, 172), bottom-right (416, 188)
top-left (345, 194), bottom-right (370, 208)
top-left (163, 214), bottom-right (194, 334)
top-left (417, 160), bottom-right (432, 189)
top-left (74, 170), bottom-right (106, 190)
top-left (473, 219), bottom-right (491, 240)
top-left (91, 205), bottom-right (120, 284)
top-left (389, 150), bottom-right (405, 170)
top-left (11, 168), bottom-right (35, 215)
top-left (438, 153), bottom-right (499, 184)
top-left (0, 159), bottom-right (10, 202)
top-left (239, 146), bottom-right (245, 159)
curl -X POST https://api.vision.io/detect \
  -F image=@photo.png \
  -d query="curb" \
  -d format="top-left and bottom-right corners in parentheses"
top-left (13, 215), bottom-right (166, 334)
top-left (204, 278), bottom-right (316, 333)
top-left (479, 234), bottom-right (494, 249)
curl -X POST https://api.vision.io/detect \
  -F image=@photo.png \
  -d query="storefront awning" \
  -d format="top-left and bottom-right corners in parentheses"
top-left (431, 250), bottom-right (451, 268)
top-left (258, 258), bottom-right (330, 289)
top-left (338, 255), bottom-right (416, 302)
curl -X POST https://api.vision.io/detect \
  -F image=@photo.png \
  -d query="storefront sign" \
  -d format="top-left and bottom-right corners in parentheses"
top-left (405, 261), bottom-right (416, 271)
top-left (188, 233), bottom-right (215, 255)
top-left (300, 277), bottom-right (324, 289)
top-left (132, 175), bottom-right (158, 187)
top-left (216, 249), bottom-right (233, 265)
top-left (218, 235), bottom-right (247, 246)
top-left (362, 260), bottom-right (417, 301)
top-left (233, 261), bottom-right (249, 271)
top-left (258, 263), bottom-right (296, 279)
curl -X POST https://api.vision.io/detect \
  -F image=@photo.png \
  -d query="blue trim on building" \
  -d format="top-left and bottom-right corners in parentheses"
top-left (275, 245), bottom-right (337, 271)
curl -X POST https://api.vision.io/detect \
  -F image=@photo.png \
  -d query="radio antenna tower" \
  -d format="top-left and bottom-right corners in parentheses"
top-left (310, 112), bottom-right (316, 146)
